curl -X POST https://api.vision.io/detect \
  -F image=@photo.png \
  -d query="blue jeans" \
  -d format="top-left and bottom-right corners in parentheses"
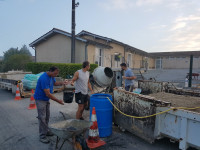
top-left (125, 85), bottom-right (134, 92)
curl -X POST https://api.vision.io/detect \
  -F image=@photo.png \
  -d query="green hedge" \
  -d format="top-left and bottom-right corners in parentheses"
top-left (26, 62), bottom-right (98, 79)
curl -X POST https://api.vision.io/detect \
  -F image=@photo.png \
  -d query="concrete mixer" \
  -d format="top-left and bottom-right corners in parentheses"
top-left (91, 67), bottom-right (113, 87)
top-left (90, 67), bottom-right (123, 93)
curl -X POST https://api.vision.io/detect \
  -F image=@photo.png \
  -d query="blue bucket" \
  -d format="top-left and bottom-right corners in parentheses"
top-left (90, 93), bottom-right (113, 137)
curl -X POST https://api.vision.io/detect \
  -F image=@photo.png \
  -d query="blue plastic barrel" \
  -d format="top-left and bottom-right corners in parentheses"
top-left (90, 93), bottom-right (113, 137)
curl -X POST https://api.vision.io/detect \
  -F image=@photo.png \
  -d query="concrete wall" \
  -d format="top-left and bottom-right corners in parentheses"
top-left (108, 43), bottom-right (125, 68)
top-left (125, 51), bottom-right (154, 69)
top-left (87, 44), bottom-right (96, 64)
top-left (36, 34), bottom-right (86, 64)
top-left (87, 44), bottom-right (112, 67)
top-left (80, 35), bottom-right (151, 68)
top-left (132, 53), bottom-right (144, 69)
top-left (162, 57), bottom-right (200, 69)
top-left (86, 41), bottom-right (125, 68)
top-left (75, 40), bottom-right (86, 64)
top-left (124, 52), bottom-right (133, 68)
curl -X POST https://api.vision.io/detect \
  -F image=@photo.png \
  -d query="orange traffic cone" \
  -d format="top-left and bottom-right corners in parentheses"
top-left (86, 107), bottom-right (106, 149)
top-left (28, 89), bottom-right (36, 110)
top-left (14, 84), bottom-right (21, 101)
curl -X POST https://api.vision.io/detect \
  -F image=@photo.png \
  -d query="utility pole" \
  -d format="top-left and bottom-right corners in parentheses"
top-left (71, 0), bottom-right (79, 63)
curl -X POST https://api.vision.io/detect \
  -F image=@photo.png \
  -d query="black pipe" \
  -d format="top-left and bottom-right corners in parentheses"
top-left (85, 43), bottom-right (88, 61)
top-left (188, 55), bottom-right (193, 87)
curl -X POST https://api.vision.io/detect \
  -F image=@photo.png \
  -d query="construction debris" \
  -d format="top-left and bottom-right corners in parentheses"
top-left (149, 92), bottom-right (200, 113)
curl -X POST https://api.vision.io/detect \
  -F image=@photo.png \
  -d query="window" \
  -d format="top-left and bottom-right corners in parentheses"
top-left (156, 57), bottom-right (162, 69)
top-left (114, 53), bottom-right (122, 68)
top-left (95, 48), bottom-right (104, 66)
top-left (127, 53), bottom-right (132, 67)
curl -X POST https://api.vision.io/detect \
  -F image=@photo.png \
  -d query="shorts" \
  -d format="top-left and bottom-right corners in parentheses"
top-left (75, 92), bottom-right (89, 104)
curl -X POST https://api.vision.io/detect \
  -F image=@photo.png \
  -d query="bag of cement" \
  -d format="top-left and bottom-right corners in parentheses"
top-left (24, 73), bottom-right (43, 81)
top-left (133, 88), bottom-right (142, 94)
top-left (22, 79), bottom-right (37, 90)
top-left (22, 72), bottom-right (43, 90)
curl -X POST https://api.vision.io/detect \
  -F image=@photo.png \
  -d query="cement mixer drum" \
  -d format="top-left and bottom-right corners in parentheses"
top-left (92, 67), bottom-right (114, 87)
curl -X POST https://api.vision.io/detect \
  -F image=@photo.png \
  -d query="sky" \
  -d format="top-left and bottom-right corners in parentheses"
top-left (0, 0), bottom-right (200, 56)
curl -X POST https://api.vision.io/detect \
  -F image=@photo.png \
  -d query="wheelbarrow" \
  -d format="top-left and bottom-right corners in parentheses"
top-left (49, 119), bottom-right (92, 150)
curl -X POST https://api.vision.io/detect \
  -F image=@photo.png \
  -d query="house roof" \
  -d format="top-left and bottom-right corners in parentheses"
top-left (77, 30), bottom-right (112, 42)
top-left (149, 51), bottom-right (200, 58)
top-left (29, 28), bottom-right (87, 47)
top-left (78, 30), bottom-right (148, 56)
top-left (123, 44), bottom-right (148, 56)
top-left (86, 39), bottom-right (113, 49)
top-left (29, 28), bottom-right (113, 49)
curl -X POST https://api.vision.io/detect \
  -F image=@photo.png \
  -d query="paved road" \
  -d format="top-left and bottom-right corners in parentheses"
top-left (0, 89), bottom-right (196, 150)
top-left (0, 89), bottom-right (49, 150)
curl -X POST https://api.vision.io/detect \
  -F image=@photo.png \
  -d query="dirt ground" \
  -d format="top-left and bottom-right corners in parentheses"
top-left (149, 92), bottom-right (200, 113)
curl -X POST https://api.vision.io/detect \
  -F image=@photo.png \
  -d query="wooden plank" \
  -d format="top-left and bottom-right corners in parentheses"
top-left (21, 92), bottom-right (32, 98)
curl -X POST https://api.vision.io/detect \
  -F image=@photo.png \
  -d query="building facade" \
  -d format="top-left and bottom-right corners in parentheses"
top-left (78, 30), bottom-right (153, 69)
top-left (30, 28), bottom-right (87, 64)
top-left (30, 28), bottom-right (152, 69)
top-left (150, 51), bottom-right (200, 69)
top-left (30, 28), bottom-right (200, 70)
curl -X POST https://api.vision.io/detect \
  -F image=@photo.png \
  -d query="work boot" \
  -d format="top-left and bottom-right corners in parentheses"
top-left (46, 131), bottom-right (54, 136)
top-left (40, 137), bottom-right (50, 143)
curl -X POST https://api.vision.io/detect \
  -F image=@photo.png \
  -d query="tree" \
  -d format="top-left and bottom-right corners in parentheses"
top-left (3, 47), bottom-right (19, 61)
top-left (3, 45), bottom-right (32, 62)
top-left (19, 45), bottom-right (32, 56)
top-left (0, 60), bottom-right (3, 72)
top-left (2, 45), bottom-right (33, 72)
top-left (3, 54), bottom-right (32, 72)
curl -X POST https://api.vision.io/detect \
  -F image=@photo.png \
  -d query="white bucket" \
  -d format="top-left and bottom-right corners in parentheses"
top-left (92, 67), bottom-right (113, 87)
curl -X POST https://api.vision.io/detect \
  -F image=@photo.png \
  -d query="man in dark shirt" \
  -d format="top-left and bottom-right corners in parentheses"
top-left (34, 66), bottom-right (67, 143)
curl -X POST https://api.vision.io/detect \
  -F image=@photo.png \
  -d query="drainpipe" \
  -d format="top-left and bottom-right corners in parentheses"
top-left (85, 43), bottom-right (88, 61)
top-left (32, 47), bottom-right (36, 62)
top-left (123, 46), bottom-right (126, 63)
top-left (188, 55), bottom-right (193, 87)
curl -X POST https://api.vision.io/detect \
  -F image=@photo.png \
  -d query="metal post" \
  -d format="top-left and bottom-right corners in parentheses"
top-left (85, 43), bottom-right (88, 61)
top-left (71, 0), bottom-right (76, 63)
top-left (188, 55), bottom-right (193, 87)
top-left (32, 47), bottom-right (36, 62)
